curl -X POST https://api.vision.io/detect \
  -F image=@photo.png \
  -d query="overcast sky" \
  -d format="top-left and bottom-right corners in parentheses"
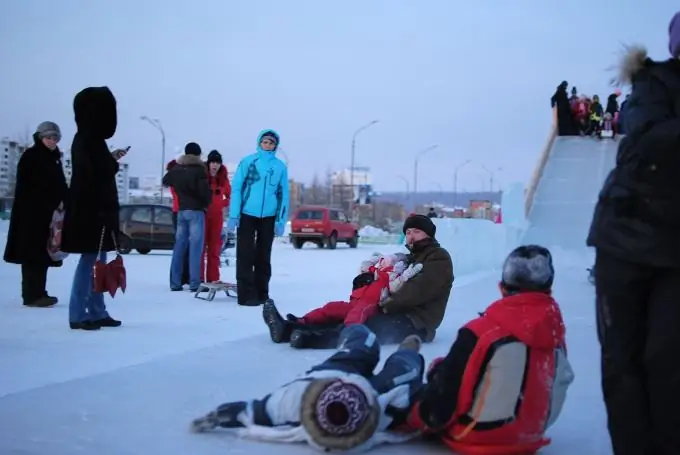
top-left (0, 1), bottom-right (676, 191)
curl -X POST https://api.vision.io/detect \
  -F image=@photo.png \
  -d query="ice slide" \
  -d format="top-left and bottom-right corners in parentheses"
top-left (523, 135), bottom-right (618, 252)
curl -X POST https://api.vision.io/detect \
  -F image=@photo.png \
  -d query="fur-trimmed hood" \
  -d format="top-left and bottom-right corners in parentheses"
top-left (176, 154), bottom-right (205, 167)
top-left (612, 46), bottom-right (650, 86)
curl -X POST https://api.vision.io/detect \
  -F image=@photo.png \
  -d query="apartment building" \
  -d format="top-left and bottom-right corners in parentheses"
top-left (62, 153), bottom-right (131, 204)
top-left (0, 137), bottom-right (27, 197)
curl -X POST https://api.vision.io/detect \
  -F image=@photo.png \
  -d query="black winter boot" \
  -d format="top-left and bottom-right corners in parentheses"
top-left (190, 401), bottom-right (248, 433)
top-left (262, 301), bottom-right (292, 343)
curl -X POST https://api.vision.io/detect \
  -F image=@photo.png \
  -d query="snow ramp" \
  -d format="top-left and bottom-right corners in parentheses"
top-left (523, 134), bottom-right (617, 253)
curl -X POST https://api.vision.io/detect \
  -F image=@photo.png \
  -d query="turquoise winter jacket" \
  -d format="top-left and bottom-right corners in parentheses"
top-left (229, 130), bottom-right (289, 225)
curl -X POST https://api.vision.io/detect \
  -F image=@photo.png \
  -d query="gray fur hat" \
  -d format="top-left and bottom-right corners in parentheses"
top-left (36, 121), bottom-right (61, 141)
top-left (300, 378), bottom-right (380, 451)
top-left (501, 244), bottom-right (554, 292)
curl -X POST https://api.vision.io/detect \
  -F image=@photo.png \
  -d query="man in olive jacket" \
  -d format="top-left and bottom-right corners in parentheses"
top-left (376, 214), bottom-right (454, 342)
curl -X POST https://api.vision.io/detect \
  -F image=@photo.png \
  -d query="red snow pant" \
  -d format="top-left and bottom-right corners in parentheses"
top-left (301, 272), bottom-right (389, 325)
top-left (201, 212), bottom-right (223, 282)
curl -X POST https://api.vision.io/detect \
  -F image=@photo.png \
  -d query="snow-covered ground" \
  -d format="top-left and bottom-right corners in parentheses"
top-left (0, 238), bottom-right (611, 454)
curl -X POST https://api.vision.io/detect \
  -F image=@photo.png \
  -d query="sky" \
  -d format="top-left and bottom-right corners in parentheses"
top-left (0, 1), bottom-right (677, 192)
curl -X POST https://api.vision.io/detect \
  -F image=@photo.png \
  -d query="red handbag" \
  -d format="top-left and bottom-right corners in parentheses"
top-left (92, 227), bottom-right (127, 298)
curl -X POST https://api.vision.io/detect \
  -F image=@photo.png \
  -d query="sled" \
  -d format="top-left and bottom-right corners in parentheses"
top-left (194, 282), bottom-right (238, 301)
top-left (600, 129), bottom-right (614, 138)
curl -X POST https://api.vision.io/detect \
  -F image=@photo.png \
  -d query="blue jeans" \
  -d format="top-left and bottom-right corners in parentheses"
top-left (69, 252), bottom-right (110, 323)
top-left (171, 210), bottom-right (205, 289)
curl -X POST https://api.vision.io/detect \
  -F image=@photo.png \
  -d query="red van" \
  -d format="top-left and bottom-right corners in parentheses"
top-left (289, 206), bottom-right (359, 249)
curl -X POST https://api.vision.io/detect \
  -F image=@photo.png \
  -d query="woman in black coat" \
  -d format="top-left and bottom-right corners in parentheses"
top-left (550, 80), bottom-right (575, 136)
top-left (586, 27), bottom-right (680, 455)
top-left (61, 86), bottom-right (127, 331)
top-left (3, 122), bottom-right (68, 307)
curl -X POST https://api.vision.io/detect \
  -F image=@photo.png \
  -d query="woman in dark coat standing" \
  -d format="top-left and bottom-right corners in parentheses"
top-left (61, 86), bottom-right (127, 331)
top-left (586, 12), bottom-right (680, 455)
top-left (550, 80), bottom-right (576, 136)
top-left (3, 122), bottom-right (68, 307)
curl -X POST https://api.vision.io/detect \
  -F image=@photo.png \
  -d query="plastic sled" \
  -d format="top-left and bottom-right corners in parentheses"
top-left (194, 282), bottom-right (238, 301)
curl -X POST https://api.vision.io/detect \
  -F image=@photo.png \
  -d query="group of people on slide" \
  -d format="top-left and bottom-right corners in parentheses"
top-left (192, 210), bottom-right (575, 455)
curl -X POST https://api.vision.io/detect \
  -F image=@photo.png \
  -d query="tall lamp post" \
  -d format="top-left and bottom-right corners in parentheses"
top-left (396, 175), bottom-right (410, 206)
top-left (481, 165), bottom-right (502, 192)
top-left (140, 116), bottom-right (166, 204)
top-left (349, 120), bottom-right (379, 208)
top-left (413, 145), bottom-right (438, 207)
top-left (453, 159), bottom-right (472, 207)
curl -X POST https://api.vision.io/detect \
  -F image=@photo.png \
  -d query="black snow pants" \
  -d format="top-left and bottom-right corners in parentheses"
top-left (236, 214), bottom-right (275, 305)
top-left (595, 249), bottom-right (680, 455)
top-left (292, 313), bottom-right (428, 350)
top-left (21, 263), bottom-right (49, 304)
top-left (171, 212), bottom-right (190, 285)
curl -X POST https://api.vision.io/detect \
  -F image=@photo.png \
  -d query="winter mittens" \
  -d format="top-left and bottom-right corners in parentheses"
top-left (275, 222), bottom-right (285, 237)
top-left (226, 218), bottom-right (239, 231)
top-left (388, 263), bottom-right (423, 294)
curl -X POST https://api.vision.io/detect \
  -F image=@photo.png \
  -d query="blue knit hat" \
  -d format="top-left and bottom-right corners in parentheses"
top-left (669, 11), bottom-right (680, 58)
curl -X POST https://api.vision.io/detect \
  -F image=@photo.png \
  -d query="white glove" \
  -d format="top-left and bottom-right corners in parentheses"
top-left (388, 263), bottom-right (423, 294)
top-left (359, 252), bottom-right (382, 273)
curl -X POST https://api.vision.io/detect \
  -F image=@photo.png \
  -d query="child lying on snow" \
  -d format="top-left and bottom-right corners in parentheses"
top-left (190, 324), bottom-right (425, 452)
top-left (404, 245), bottom-right (575, 455)
top-left (262, 252), bottom-right (423, 347)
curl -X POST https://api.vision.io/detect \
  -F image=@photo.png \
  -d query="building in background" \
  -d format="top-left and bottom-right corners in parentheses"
top-left (129, 176), bottom-right (140, 190)
top-left (62, 154), bottom-right (130, 204)
top-left (0, 137), bottom-right (28, 197)
top-left (331, 166), bottom-right (373, 210)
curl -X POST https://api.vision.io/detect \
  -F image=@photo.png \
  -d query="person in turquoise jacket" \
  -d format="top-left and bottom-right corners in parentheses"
top-left (227, 130), bottom-right (289, 306)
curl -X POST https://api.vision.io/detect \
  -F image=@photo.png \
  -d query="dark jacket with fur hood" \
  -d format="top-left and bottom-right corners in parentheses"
top-left (61, 86), bottom-right (121, 254)
top-left (587, 47), bottom-right (680, 267)
top-left (162, 154), bottom-right (211, 212)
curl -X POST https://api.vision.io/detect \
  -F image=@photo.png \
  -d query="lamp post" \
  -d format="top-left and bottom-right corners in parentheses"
top-left (397, 175), bottom-right (410, 206)
top-left (480, 165), bottom-right (502, 192)
top-left (349, 120), bottom-right (379, 209)
top-left (140, 116), bottom-right (166, 204)
top-left (413, 145), bottom-right (438, 207)
top-left (453, 159), bottom-right (472, 207)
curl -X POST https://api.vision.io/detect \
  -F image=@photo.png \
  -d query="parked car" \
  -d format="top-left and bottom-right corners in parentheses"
top-left (289, 206), bottom-right (359, 249)
top-left (118, 204), bottom-right (235, 255)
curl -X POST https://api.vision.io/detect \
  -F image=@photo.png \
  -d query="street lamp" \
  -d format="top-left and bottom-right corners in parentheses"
top-left (140, 116), bottom-right (166, 204)
top-left (453, 159), bottom-right (472, 207)
top-left (413, 145), bottom-right (438, 203)
top-left (396, 175), bottom-right (410, 206)
top-left (349, 120), bottom-right (379, 208)
top-left (480, 165), bottom-right (502, 192)
top-left (277, 148), bottom-right (290, 166)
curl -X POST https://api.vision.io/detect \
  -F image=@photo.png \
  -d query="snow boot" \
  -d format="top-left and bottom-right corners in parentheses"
top-left (190, 401), bottom-right (248, 433)
top-left (263, 301), bottom-right (293, 343)
top-left (398, 334), bottom-right (422, 352)
top-left (290, 327), bottom-right (342, 349)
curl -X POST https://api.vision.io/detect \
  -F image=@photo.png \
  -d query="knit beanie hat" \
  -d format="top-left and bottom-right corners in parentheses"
top-left (36, 121), bottom-right (61, 141)
top-left (207, 150), bottom-right (222, 164)
top-left (501, 244), bottom-right (554, 293)
top-left (184, 142), bottom-right (201, 156)
top-left (300, 378), bottom-right (380, 451)
top-left (670, 11), bottom-right (680, 58)
top-left (402, 214), bottom-right (436, 238)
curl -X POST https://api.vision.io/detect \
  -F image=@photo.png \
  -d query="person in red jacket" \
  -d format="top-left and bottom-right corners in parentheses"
top-left (406, 245), bottom-right (574, 455)
top-left (202, 150), bottom-right (231, 283)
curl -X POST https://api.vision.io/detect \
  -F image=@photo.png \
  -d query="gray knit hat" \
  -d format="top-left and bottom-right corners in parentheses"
top-left (300, 378), bottom-right (380, 451)
top-left (36, 121), bottom-right (61, 141)
top-left (501, 244), bottom-right (555, 292)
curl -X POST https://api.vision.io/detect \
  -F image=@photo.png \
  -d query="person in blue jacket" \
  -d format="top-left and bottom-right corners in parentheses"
top-left (228, 130), bottom-right (289, 306)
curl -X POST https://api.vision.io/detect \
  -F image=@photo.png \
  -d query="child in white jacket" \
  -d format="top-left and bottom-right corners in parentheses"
top-left (190, 324), bottom-right (424, 452)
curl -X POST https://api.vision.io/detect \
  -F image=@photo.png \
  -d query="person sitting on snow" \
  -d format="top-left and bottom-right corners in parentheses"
top-left (405, 245), bottom-right (575, 455)
top-left (262, 214), bottom-right (454, 349)
top-left (190, 324), bottom-right (425, 452)
top-left (263, 252), bottom-right (422, 347)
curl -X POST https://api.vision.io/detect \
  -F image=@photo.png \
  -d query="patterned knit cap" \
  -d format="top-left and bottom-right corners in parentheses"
top-left (301, 378), bottom-right (380, 451)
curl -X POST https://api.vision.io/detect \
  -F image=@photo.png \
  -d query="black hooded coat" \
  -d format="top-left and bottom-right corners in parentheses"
top-left (3, 134), bottom-right (68, 266)
top-left (61, 86), bottom-right (121, 254)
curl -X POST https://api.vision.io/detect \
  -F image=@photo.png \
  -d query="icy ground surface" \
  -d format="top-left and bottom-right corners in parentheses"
top-left (0, 238), bottom-right (611, 454)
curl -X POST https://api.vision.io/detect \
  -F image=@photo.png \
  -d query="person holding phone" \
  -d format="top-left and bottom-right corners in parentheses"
top-left (61, 86), bottom-right (126, 331)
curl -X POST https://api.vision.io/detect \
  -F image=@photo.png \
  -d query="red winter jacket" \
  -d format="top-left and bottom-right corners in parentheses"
top-left (166, 159), bottom-right (180, 212)
top-left (407, 292), bottom-right (573, 455)
top-left (206, 164), bottom-right (231, 219)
